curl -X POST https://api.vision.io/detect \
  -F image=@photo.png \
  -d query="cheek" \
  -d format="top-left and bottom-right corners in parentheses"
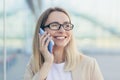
top-left (44, 28), bottom-right (55, 35)
top-left (68, 32), bottom-right (72, 39)
top-left (68, 35), bottom-right (72, 42)
top-left (66, 32), bottom-right (72, 43)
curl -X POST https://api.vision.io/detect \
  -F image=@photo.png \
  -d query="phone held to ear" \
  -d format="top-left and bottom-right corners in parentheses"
top-left (39, 28), bottom-right (54, 53)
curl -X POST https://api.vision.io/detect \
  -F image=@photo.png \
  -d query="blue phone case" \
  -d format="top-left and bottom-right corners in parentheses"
top-left (39, 28), bottom-right (54, 53)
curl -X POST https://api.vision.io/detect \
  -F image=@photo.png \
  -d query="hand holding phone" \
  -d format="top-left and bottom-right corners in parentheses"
top-left (39, 28), bottom-right (54, 53)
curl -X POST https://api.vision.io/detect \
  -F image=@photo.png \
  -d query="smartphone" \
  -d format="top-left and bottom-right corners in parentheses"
top-left (39, 28), bottom-right (54, 53)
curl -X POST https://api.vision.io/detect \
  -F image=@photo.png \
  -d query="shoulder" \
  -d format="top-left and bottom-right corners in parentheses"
top-left (76, 54), bottom-right (97, 67)
top-left (73, 54), bottom-right (99, 73)
top-left (72, 54), bottom-right (103, 80)
top-left (82, 54), bottom-right (96, 62)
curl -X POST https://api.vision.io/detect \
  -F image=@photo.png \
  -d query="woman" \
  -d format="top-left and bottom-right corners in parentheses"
top-left (24, 7), bottom-right (104, 80)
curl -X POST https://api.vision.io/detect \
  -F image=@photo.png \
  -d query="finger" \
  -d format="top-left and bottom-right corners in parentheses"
top-left (42, 33), bottom-right (50, 46)
top-left (45, 36), bottom-right (52, 47)
top-left (38, 34), bottom-right (43, 49)
top-left (39, 32), bottom-right (47, 47)
top-left (38, 33), bottom-right (41, 36)
top-left (40, 31), bottom-right (47, 41)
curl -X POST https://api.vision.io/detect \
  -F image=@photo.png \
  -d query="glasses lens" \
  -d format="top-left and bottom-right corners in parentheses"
top-left (49, 23), bottom-right (59, 30)
top-left (64, 23), bottom-right (73, 30)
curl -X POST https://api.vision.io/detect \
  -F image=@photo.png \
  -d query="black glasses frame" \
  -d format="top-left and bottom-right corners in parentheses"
top-left (43, 22), bottom-right (74, 31)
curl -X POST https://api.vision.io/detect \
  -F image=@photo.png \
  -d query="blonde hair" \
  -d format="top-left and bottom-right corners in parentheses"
top-left (32, 7), bottom-right (81, 73)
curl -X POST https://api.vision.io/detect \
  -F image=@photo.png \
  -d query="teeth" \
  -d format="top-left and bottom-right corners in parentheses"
top-left (56, 37), bottom-right (65, 39)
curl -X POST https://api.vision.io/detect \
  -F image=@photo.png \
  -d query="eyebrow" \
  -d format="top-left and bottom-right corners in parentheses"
top-left (63, 21), bottom-right (71, 24)
top-left (49, 21), bottom-right (70, 24)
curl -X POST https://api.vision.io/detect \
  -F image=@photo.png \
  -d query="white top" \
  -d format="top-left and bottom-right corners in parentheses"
top-left (46, 62), bottom-right (72, 80)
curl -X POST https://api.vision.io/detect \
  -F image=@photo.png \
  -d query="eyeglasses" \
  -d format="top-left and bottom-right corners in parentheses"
top-left (43, 22), bottom-right (74, 31)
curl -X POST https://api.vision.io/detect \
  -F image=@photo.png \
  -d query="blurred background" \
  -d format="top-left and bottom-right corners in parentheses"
top-left (0, 0), bottom-right (4, 79)
top-left (0, 0), bottom-right (120, 80)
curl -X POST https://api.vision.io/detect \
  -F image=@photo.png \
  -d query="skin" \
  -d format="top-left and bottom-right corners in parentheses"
top-left (39, 11), bottom-right (72, 63)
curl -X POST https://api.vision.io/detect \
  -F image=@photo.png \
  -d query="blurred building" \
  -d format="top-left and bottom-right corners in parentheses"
top-left (0, 0), bottom-right (120, 80)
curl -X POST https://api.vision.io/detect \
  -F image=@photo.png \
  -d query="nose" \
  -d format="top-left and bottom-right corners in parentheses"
top-left (58, 25), bottom-right (65, 32)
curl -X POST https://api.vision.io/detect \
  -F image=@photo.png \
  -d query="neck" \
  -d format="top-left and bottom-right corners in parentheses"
top-left (53, 46), bottom-right (65, 63)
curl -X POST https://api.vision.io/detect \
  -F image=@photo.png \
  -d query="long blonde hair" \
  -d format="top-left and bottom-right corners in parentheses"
top-left (32, 7), bottom-right (81, 73)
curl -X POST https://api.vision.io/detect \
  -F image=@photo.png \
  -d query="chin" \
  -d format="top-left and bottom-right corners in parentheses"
top-left (55, 43), bottom-right (67, 47)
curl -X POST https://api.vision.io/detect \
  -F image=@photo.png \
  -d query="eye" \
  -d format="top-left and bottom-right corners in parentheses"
top-left (51, 23), bottom-right (58, 27)
top-left (50, 23), bottom-right (59, 27)
top-left (50, 23), bottom-right (59, 29)
top-left (66, 24), bottom-right (71, 27)
top-left (64, 24), bottom-right (71, 28)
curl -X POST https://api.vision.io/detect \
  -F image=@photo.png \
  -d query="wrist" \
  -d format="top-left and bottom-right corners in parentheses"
top-left (44, 54), bottom-right (54, 63)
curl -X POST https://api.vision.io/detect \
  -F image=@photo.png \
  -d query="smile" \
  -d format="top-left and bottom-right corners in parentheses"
top-left (54, 36), bottom-right (67, 40)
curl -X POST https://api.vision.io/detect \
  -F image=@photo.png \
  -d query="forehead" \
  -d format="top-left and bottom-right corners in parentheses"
top-left (45, 11), bottom-right (70, 24)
